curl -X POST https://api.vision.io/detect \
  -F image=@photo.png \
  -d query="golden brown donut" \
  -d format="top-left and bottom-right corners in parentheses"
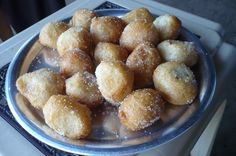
top-left (95, 61), bottom-right (134, 105)
top-left (120, 20), bottom-right (159, 51)
top-left (90, 16), bottom-right (126, 44)
top-left (43, 95), bottom-right (91, 139)
top-left (153, 61), bottom-right (197, 105)
top-left (71, 9), bottom-right (97, 30)
top-left (16, 68), bottom-right (65, 109)
top-left (157, 40), bottom-right (198, 66)
top-left (119, 89), bottom-right (165, 131)
top-left (66, 72), bottom-right (103, 107)
top-left (153, 14), bottom-right (181, 41)
top-left (59, 50), bottom-right (94, 77)
top-left (57, 26), bottom-right (93, 56)
top-left (122, 7), bottom-right (154, 24)
top-left (126, 42), bottom-right (162, 88)
top-left (39, 22), bottom-right (69, 49)
top-left (94, 42), bottom-right (129, 65)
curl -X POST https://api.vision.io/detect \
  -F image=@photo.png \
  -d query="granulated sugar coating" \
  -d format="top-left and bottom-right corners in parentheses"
top-left (14, 7), bottom-right (200, 141)
top-left (16, 68), bottom-right (65, 109)
top-left (95, 61), bottom-right (134, 105)
top-left (42, 48), bottom-right (60, 67)
top-left (59, 50), bottom-right (94, 77)
top-left (126, 42), bottom-right (162, 88)
top-left (66, 71), bottom-right (103, 107)
top-left (119, 89), bottom-right (165, 131)
top-left (57, 26), bottom-right (93, 56)
top-left (90, 16), bottom-right (126, 44)
top-left (43, 95), bottom-right (92, 139)
top-left (153, 61), bottom-right (198, 105)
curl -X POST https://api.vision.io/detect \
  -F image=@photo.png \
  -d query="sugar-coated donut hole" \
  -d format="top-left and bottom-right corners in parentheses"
top-left (157, 40), bottom-right (198, 66)
top-left (43, 95), bottom-right (92, 139)
top-left (95, 61), bottom-right (134, 105)
top-left (120, 20), bottom-right (159, 52)
top-left (122, 8), bottom-right (154, 24)
top-left (119, 89), bottom-right (165, 131)
top-left (71, 9), bottom-right (97, 30)
top-left (153, 61), bottom-right (198, 105)
top-left (90, 16), bottom-right (126, 44)
top-left (126, 42), bottom-right (162, 88)
top-left (39, 22), bottom-right (69, 49)
top-left (94, 42), bottom-right (129, 65)
top-left (65, 71), bottom-right (103, 107)
top-left (59, 50), bottom-right (94, 78)
top-left (57, 26), bottom-right (94, 56)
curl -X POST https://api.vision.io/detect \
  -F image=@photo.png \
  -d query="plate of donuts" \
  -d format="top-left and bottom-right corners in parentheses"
top-left (5, 8), bottom-right (216, 155)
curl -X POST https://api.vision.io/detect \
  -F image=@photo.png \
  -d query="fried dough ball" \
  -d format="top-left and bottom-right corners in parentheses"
top-left (122, 8), bottom-right (154, 24)
top-left (126, 42), bottom-right (162, 88)
top-left (66, 72), bottom-right (102, 107)
top-left (153, 62), bottom-right (197, 105)
top-left (59, 50), bottom-right (94, 77)
top-left (157, 40), bottom-right (198, 66)
top-left (39, 22), bottom-right (69, 49)
top-left (57, 26), bottom-right (93, 56)
top-left (71, 9), bottom-right (97, 30)
top-left (119, 89), bottom-right (165, 131)
top-left (90, 16), bottom-right (126, 44)
top-left (94, 42), bottom-right (129, 65)
top-left (153, 14), bottom-right (181, 41)
top-left (43, 95), bottom-right (91, 139)
top-left (16, 68), bottom-right (65, 109)
top-left (95, 61), bottom-right (134, 105)
top-left (120, 20), bottom-right (159, 51)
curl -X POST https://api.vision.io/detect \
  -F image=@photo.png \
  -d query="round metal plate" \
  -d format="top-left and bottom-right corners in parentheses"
top-left (5, 9), bottom-right (216, 155)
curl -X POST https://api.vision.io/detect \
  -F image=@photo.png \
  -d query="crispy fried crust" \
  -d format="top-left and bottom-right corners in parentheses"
top-left (66, 72), bottom-right (103, 107)
top-left (94, 42), bottom-right (129, 65)
top-left (57, 26), bottom-right (93, 56)
top-left (71, 9), bottom-right (97, 30)
top-left (43, 95), bottom-right (92, 139)
top-left (122, 8), bottom-right (154, 24)
top-left (126, 42), bottom-right (162, 88)
top-left (39, 22), bottom-right (69, 49)
top-left (157, 40), bottom-right (198, 66)
top-left (119, 89), bottom-right (165, 131)
top-left (120, 20), bottom-right (159, 51)
top-left (16, 68), bottom-right (65, 109)
top-left (153, 14), bottom-right (181, 41)
top-left (95, 61), bottom-right (134, 105)
top-left (153, 62), bottom-right (197, 105)
top-left (59, 50), bottom-right (94, 77)
top-left (90, 16), bottom-right (126, 44)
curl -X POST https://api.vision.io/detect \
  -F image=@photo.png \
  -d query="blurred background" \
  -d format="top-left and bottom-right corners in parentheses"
top-left (0, 0), bottom-right (235, 155)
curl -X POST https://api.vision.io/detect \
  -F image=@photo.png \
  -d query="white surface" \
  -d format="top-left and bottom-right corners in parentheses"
top-left (215, 42), bottom-right (236, 83)
top-left (0, 117), bottom-right (43, 156)
top-left (191, 101), bottom-right (226, 156)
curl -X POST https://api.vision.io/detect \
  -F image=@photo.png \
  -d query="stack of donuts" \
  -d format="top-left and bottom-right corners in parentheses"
top-left (16, 8), bottom-right (198, 139)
